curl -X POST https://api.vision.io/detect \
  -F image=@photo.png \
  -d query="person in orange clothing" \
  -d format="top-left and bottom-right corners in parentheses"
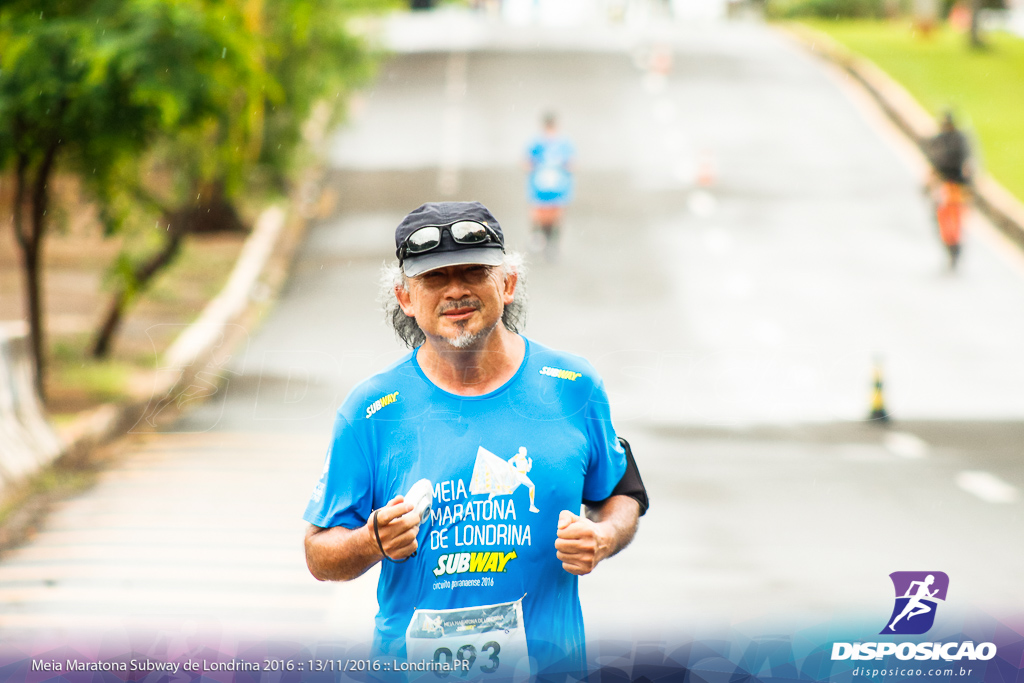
top-left (925, 111), bottom-right (972, 270)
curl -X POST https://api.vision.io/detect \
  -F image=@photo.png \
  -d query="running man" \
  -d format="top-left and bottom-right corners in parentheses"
top-left (525, 112), bottom-right (574, 261)
top-left (889, 574), bottom-right (939, 631)
top-left (302, 201), bottom-right (648, 681)
top-left (925, 111), bottom-right (972, 269)
top-left (509, 447), bottom-right (540, 513)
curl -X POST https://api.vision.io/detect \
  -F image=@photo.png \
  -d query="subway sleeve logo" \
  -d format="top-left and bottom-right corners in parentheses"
top-left (433, 551), bottom-right (518, 577)
top-left (539, 366), bottom-right (582, 381)
top-left (365, 391), bottom-right (399, 418)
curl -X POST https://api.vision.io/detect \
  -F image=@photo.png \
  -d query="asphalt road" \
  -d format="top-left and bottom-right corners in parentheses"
top-left (1, 7), bottom-right (1021, 651)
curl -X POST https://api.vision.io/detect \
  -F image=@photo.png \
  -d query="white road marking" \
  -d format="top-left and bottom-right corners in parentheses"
top-left (438, 51), bottom-right (468, 197)
top-left (956, 470), bottom-right (1019, 504)
top-left (883, 431), bottom-right (930, 459)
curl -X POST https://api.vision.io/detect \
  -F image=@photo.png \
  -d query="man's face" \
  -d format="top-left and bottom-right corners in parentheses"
top-left (395, 263), bottom-right (517, 349)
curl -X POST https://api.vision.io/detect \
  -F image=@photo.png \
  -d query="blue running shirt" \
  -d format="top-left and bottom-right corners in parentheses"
top-left (527, 137), bottom-right (574, 207)
top-left (303, 338), bottom-right (625, 677)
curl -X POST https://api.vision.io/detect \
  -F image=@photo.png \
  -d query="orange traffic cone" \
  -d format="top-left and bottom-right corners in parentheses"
top-left (697, 150), bottom-right (716, 188)
top-left (650, 44), bottom-right (673, 76)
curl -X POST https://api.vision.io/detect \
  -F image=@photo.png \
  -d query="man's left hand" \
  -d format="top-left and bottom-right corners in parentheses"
top-left (554, 510), bottom-right (611, 575)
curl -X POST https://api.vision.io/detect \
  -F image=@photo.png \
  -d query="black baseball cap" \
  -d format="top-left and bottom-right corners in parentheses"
top-left (395, 201), bottom-right (505, 277)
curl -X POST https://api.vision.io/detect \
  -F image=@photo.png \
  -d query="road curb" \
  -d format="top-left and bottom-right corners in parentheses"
top-left (777, 23), bottom-right (1024, 252)
top-left (0, 323), bottom-right (63, 487)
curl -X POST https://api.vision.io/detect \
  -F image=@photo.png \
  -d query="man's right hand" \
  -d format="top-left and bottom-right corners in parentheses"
top-left (370, 495), bottom-right (420, 561)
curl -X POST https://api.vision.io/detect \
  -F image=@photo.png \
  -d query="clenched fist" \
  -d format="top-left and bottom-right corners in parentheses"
top-left (371, 495), bottom-right (420, 561)
top-left (554, 509), bottom-right (611, 575)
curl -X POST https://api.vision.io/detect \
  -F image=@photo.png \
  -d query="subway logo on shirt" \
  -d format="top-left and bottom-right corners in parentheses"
top-left (365, 391), bottom-right (399, 418)
top-left (539, 366), bottom-right (582, 381)
top-left (433, 551), bottom-right (518, 576)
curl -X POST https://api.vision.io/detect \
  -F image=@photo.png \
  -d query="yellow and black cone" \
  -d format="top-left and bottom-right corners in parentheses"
top-left (869, 364), bottom-right (890, 422)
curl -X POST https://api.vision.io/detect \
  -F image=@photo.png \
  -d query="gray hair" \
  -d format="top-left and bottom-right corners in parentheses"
top-left (379, 253), bottom-right (528, 349)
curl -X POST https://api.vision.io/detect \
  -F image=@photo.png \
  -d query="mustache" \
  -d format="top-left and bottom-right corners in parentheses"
top-left (439, 299), bottom-right (482, 314)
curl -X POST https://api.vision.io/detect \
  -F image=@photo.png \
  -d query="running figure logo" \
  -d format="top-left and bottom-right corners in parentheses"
top-left (881, 571), bottom-right (949, 635)
top-left (417, 614), bottom-right (445, 638)
top-left (469, 446), bottom-right (540, 513)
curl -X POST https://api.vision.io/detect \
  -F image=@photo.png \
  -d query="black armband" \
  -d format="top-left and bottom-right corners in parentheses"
top-left (583, 436), bottom-right (649, 516)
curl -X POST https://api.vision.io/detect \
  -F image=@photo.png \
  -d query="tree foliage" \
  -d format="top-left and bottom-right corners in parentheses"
top-left (0, 0), bottom-right (263, 393)
top-left (90, 0), bottom-right (387, 358)
top-left (766, 0), bottom-right (884, 19)
top-left (0, 0), bottom-right (390, 390)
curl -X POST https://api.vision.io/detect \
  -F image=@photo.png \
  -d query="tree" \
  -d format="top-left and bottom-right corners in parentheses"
top-left (259, 0), bottom-right (382, 186)
top-left (0, 9), bottom-right (129, 400)
top-left (89, 0), bottom-right (390, 358)
top-left (0, 0), bottom-right (265, 391)
top-left (2, 0), bottom-right (392, 387)
top-left (85, 0), bottom-right (270, 358)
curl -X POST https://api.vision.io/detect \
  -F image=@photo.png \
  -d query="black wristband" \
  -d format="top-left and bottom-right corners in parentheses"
top-left (372, 509), bottom-right (412, 563)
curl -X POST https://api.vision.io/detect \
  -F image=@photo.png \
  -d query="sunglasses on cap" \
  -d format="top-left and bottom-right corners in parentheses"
top-left (398, 221), bottom-right (502, 261)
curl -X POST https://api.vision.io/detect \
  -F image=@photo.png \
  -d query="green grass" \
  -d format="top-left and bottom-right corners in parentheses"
top-left (48, 335), bottom-right (136, 409)
top-left (144, 236), bottom-right (241, 304)
top-left (801, 20), bottom-right (1024, 202)
top-left (56, 361), bottom-right (133, 401)
top-left (41, 231), bottom-right (245, 414)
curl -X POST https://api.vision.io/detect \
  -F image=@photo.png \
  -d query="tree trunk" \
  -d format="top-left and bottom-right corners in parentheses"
top-left (91, 228), bottom-right (185, 359)
top-left (11, 151), bottom-right (46, 402)
top-left (91, 182), bottom-right (244, 358)
top-left (91, 291), bottom-right (129, 360)
top-left (19, 236), bottom-right (45, 401)
top-left (969, 0), bottom-right (985, 49)
top-left (27, 142), bottom-right (60, 401)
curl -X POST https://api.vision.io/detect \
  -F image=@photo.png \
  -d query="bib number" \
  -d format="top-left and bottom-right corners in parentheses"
top-left (406, 598), bottom-right (528, 679)
top-left (535, 167), bottom-right (567, 192)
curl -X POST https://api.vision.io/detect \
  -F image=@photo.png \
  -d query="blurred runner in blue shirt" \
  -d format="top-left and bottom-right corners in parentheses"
top-left (525, 113), bottom-right (574, 262)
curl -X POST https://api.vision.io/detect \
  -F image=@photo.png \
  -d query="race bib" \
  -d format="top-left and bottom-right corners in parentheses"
top-left (405, 597), bottom-right (529, 679)
top-left (534, 167), bottom-right (567, 192)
